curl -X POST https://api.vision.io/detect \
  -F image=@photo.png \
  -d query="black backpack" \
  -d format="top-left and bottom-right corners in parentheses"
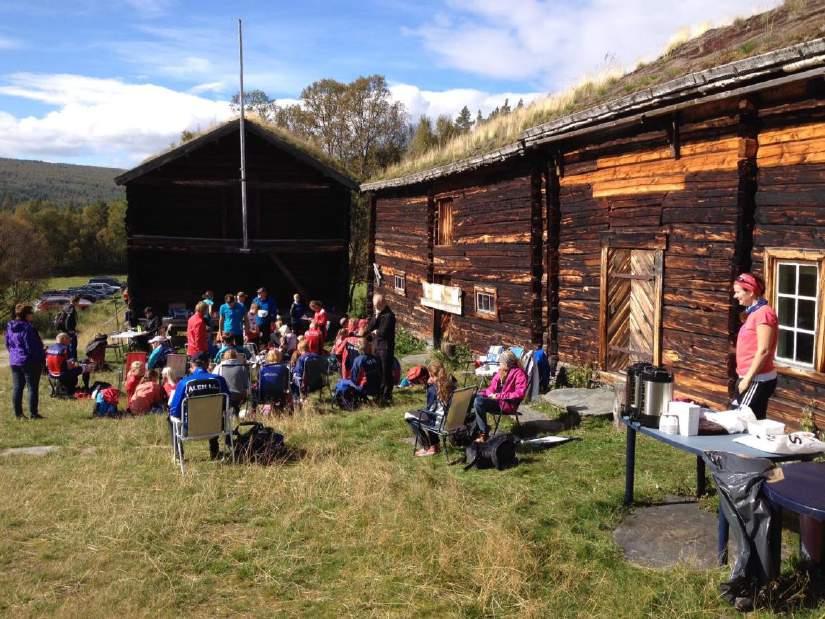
top-left (53, 306), bottom-right (70, 332)
top-left (232, 422), bottom-right (285, 464)
top-left (464, 434), bottom-right (518, 470)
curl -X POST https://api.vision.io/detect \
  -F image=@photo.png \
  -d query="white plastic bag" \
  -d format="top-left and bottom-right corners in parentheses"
top-left (733, 431), bottom-right (825, 455)
top-left (702, 407), bottom-right (758, 434)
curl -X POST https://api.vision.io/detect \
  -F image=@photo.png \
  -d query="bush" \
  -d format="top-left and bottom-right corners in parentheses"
top-left (395, 327), bottom-right (426, 357)
top-left (430, 343), bottom-right (472, 375)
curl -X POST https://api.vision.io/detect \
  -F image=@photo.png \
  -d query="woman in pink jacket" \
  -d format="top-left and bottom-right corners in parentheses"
top-left (472, 350), bottom-right (528, 440)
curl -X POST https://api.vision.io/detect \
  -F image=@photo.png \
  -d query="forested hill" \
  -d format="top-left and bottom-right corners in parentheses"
top-left (0, 157), bottom-right (124, 206)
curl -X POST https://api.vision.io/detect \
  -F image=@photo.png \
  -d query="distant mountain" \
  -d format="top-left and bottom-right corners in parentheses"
top-left (0, 157), bottom-right (124, 206)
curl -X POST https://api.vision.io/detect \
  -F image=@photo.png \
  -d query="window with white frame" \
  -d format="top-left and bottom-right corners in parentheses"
top-left (393, 273), bottom-right (406, 295)
top-left (775, 261), bottom-right (819, 367)
top-left (475, 286), bottom-right (497, 318)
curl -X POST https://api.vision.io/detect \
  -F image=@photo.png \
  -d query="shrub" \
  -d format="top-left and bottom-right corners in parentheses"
top-left (395, 327), bottom-right (426, 357)
top-left (430, 343), bottom-right (472, 375)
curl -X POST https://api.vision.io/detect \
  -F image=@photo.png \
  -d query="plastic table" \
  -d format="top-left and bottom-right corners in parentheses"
top-left (621, 417), bottom-right (818, 564)
top-left (762, 462), bottom-right (825, 565)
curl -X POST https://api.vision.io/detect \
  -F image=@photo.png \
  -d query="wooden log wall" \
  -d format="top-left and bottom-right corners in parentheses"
top-left (373, 194), bottom-right (431, 334)
top-left (556, 102), bottom-right (744, 407)
top-left (751, 81), bottom-right (825, 430)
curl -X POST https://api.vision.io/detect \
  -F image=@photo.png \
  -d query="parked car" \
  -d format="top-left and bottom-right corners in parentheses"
top-left (35, 296), bottom-right (92, 312)
top-left (86, 282), bottom-right (120, 295)
top-left (88, 277), bottom-right (123, 289)
top-left (67, 287), bottom-right (106, 301)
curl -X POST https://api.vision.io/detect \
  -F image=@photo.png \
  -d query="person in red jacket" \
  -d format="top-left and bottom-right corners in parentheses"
top-left (309, 300), bottom-right (328, 341)
top-left (471, 350), bottom-right (527, 440)
top-left (187, 301), bottom-right (210, 358)
top-left (304, 320), bottom-right (323, 354)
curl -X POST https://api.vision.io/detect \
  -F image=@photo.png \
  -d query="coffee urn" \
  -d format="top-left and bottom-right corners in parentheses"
top-left (638, 366), bottom-right (673, 427)
top-left (624, 362), bottom-right (653, 417)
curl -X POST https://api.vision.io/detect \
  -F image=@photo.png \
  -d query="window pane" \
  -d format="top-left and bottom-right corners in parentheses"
top-left (798, 299), bottom-right (816, 331)
top-left (797, 332), bottom-right (815, 365)
top-left (776, 297), bottom-right (796, 328)
top-left (777, 264), bottom-right (796, 294)
top-left (799, 265), bottom-right (818, 297)
top-left (776, 328), bottom-right (794, 360)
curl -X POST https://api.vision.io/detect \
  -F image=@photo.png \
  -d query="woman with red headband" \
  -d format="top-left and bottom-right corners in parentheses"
top-left (732, 272), bottom-right (778, 419)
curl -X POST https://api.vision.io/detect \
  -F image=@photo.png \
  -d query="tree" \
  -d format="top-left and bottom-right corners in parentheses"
top-left (476, 109), bottom-right (484, 125)
top-left (0, 213), bottom-right (51, 314)
top-left (407, 116), bottom-right (437, 157)
top-left (180, 129), bottom-right (197, 143)
top-left (230, 89), bottom-right (278, 122)
top-left (455, 106), bottom-right (474, 133)
top-left (435, 115), bottom-right (458, 147)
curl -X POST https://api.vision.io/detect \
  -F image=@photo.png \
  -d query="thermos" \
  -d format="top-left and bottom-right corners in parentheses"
top-left (640, 366), bottom-right (674, 425)
top-left (624, 362), bottom-right (653, 417)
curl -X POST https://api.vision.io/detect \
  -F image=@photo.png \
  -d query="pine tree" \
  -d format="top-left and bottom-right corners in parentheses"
top-left (455, 106), bottom-right (473, 133)
top-left (407, 116), bottom-right (437, 157)
top-left (476, 109), bottom-right (484, 125)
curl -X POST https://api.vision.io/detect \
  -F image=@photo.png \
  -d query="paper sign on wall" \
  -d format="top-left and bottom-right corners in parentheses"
top-left (421, 282), bottom-right (462, 315)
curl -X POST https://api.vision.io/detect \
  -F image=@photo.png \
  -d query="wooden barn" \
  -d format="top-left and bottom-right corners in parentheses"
top-left (362, 31), bottom-right (825, 428)
top-left (116, 119), bottom-right (356, 316)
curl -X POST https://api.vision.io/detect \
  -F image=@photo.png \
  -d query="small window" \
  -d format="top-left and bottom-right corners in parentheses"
top-left (436, 198), bottom-right (453, 246)
top-left (475, 286), bottom-right (497, 319)
top-left (775, 261), bottom-right (819, 367)
top-left (393, 273), bottom-right (406, 295)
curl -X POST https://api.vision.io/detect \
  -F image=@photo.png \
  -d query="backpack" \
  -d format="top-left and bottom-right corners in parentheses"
top-left (333, 379), bottom-right (362, 410)
top-left (464, 433), bottom-right (518, 470)
top-left (232, 422), bottom-right (285, 464)
top-left (53, 306), bottom-right (70, 332)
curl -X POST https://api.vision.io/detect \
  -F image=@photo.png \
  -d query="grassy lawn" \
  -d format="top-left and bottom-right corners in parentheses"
top-left (0, 284), bottom-right (821, 616)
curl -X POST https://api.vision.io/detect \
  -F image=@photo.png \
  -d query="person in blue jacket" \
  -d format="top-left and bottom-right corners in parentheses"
top-left (533, 344), bottom-right (552, 392)
top-left (252, 287), bottom-right (277, 341)
top-left (169, 352), bottom-right (230, 459)
top-left (146, 335), bottom-right (173, 370)
top-left (5, 304), bottom-right (45, 419)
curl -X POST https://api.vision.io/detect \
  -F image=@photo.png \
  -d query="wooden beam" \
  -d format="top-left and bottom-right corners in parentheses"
top-left (132, 178), bottom-right (332, 190)
top-left (529, 159), bottom-right (544, 345)
top-left (366, 193), bottom-right (377, 307)
top-left (546, 160), bottom-right (561, 358)
top-left (269, 253), bottom-right (308, 299)
top-left (127, 235), bottom-right (347, 254)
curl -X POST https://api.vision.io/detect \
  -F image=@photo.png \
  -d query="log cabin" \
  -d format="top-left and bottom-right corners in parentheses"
top-left (362, 23), bottom-right (825, 429)
top-left (116, 118), bottom-right (356, 317)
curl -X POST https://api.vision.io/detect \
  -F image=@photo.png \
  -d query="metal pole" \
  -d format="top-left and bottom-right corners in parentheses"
top-left (238, 18), bottom-right (249, 251)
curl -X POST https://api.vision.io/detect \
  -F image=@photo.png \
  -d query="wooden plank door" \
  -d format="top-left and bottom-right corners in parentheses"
top-left (601, 247), bottom-right (662, 371)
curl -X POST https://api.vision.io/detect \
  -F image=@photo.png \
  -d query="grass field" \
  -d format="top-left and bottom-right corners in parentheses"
top-left (0, 283), bottom-right (822, 616)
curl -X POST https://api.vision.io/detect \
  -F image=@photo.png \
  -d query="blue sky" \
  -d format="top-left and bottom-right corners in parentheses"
top-left (0, 0), bottom-right (781, 167)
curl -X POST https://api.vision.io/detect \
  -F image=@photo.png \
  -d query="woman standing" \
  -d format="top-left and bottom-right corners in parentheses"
top-left (732, 273), bottom-right (778, 420)
top-left (5, 304), bottom-right (45, 419)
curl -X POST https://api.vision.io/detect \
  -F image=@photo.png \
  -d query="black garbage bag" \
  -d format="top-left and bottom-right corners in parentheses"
top-left (707, 451), bottom-right (782, 608)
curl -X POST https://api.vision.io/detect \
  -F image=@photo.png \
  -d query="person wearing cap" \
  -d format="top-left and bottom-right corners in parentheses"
top-left (217, 293), bottom-right (245, 342)
top-left (169, 352), bottom-right (230, 460)
top-left (252, 287), bottom-right (277, 340)
top-left (732, 272), bottom-right (778, 420)
top-left (146, 335), bottom-right (173, 370)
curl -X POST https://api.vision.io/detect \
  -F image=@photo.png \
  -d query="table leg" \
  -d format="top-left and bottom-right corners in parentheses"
top-left (717, 508), bottom-right (729, 565)
top-left (696, 456), bottom-right (706, 497)
top-left (799, 514), bottom-right (824, 566)
top-left (624, 425), bottom-right (637, 506)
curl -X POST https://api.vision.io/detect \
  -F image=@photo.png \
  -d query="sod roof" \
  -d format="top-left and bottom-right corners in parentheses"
top-left (364, 0), bottom-right (825, 191)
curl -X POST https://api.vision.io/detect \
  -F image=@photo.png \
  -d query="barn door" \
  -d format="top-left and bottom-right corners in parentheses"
top-left (601, 247), bottom-right (663, 372)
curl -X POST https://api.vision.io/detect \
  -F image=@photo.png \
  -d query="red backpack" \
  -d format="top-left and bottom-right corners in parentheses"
top-left (406, 365), bottom-right (429, 385)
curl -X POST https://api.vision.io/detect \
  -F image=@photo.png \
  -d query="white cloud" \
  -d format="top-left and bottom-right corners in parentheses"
top-left (0, 73), bottom-right (233, 167)
top-left (390, 83), bottom-right (542, 121)
top-left (412, 0), bottom-right (784, 89)
top-left (121, 0), bottom-right (174, 17)
top-left (0, 35), bottom-right (21, 50)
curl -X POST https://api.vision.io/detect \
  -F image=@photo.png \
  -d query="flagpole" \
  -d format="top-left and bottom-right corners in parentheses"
top-left (238, 18), bottom-right (249, 251)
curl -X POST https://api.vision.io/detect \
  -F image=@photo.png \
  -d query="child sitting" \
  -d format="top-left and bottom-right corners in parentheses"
top-left (304, 320), bottom-right (323, 355)
top-left (124, 360), bottom-right (145, 401)
top-left (128, 369), bottom-right (163, 414)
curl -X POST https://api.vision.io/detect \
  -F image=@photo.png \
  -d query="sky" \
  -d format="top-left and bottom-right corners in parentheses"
top-left (0, 0), bottom-right (782, 168)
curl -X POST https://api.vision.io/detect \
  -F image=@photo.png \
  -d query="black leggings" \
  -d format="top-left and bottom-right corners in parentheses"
top-left (733, 378), bottom-right (777, 420)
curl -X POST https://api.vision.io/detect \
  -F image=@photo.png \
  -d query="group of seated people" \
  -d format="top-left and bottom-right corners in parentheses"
top-left (405, 350), bottom-right (529, 457)
top-left (124, 358), bottom-right (178, 414)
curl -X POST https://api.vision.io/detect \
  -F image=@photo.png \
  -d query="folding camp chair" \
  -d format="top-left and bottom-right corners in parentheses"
top-left (255, 363), bottom-right (293, 414)
top-left (491, 406), bottom-right (522, 435)
top-left (170, 393), bottom-right (233, 474)
top-left (412, 386), bottom-right (477, 464)
top-left (216, 359), bottom-right (251, 414)
top-left (299, 355), bottom-right (330, 404)
top-left (165, 353), bottom-right (187, 380)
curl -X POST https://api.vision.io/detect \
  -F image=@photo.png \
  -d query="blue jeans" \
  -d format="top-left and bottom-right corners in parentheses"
top-left (11, 363), bottom-right (41, 417)
top-left (472, 395), bottom-right (502, 435)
